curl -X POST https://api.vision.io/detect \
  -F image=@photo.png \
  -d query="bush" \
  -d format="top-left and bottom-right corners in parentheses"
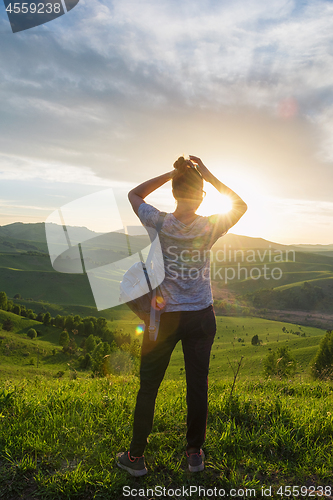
top-left (91, 342), bottom-right (111, 376)
top-left (311, 330), bottom-right (333, 379)
top-left (43, 312), bottom-right (52, 326)
top-left (263, 346), bottom-right (296, 378)
top-left (85, 334), bottom-right (97, 353)
top-left (27, 328), bottom-right (37, 339)
top-left (59, 330), bottom-right (69, 347)
top-left (79, 353), bottom-right (93, 369)
top-left (2, 319), bottom-right (13, 331)
top-left (251, 334), bottom-right (261, 346)
top-left (0, 292), bottom-right (8, 311)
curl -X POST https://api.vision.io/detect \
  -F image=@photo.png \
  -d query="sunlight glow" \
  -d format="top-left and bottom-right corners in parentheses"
top-left (196, 184), bottom-right (232, 216)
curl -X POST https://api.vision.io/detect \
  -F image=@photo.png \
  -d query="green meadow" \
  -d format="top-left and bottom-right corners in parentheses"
top-left (1, 309), bottom-right (333, 499)
top-left (1, 224), bottom-right (333, 498)
top-left (0, 310), bottom-right (326, 382)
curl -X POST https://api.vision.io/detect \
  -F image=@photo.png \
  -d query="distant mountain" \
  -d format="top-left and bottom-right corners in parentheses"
top-left (0, 221), bottom-right (332, 255)
top-left (0, 222), bottom-right (333, 314)
top-left (213, 233), bottom-right (289, 250)
top-left (0, 222), bottom-right (102, 244)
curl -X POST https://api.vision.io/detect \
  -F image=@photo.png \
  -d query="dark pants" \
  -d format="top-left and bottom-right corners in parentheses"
top-left (130, 305), bottom-right (216, 457)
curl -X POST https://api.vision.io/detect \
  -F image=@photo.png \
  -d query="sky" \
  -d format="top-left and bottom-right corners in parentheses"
top-left (0, 0), bottom-right (333, 244)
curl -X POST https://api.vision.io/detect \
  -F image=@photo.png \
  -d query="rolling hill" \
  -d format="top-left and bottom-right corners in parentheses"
top-left (0, 222), bottom-right (333, 319)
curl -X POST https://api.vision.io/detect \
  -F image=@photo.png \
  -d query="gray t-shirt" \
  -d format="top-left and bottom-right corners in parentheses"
top-left (138, 203), bottom-right (229, 312)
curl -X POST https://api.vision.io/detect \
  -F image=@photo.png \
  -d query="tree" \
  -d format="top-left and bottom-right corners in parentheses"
top-left (65, 315), bottom-right (74, 333)
top-left (79, 353), bottom-right (92, 369)
top-left (27, 328), bottom-right (37, 339)
top-left (43, 312), bottom-right (51, 326)
top-left (251, 334), bottom-right (261, 346)
top-left (64, 338), bottom-right (77, 356)
top-left (92, 342), bottom-right (111, 376)
top-left (77, 322), bottom-right (85, 336)
top-left (20, 305), bottom-right (27, 317)
top-left (36, 312), bottom-right (45, 323)
top-left (96, 317), bottom-right (107, 334)
top-left (85, 334), bottom-right (97, 353)
top-left (13, 304), bottom-right (21, 315)
top-left (84, 320), bottom-right (95, 337)
top-left (263, 346), bottom-right (296, 378)
top-left (27, 309), bottom-right (36, 320)
top-left (59, 330), bottom-right (69, 347)
top-left (54, 315), bottom-right (64, 329)
top-left (6, 300), bottom-right (14, 313)
top-left (2, 318), bottom-right (13, 331)
top-left (14, 293), bottom-right (22, 299)
top-left (0, 292), bottom-right (8, 311)
top-left (311, 330), bottom-right (333, 379)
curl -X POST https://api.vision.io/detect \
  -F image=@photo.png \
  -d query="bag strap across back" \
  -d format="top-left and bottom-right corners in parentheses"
top-left (146, 211), bottom-right (166, 340)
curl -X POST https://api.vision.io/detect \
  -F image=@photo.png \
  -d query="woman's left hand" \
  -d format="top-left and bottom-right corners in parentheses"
top-left (189, 156), bottom-right (211, 182)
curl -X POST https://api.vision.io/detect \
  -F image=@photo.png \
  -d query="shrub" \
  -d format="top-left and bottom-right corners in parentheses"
top-left (251, 334), bottom-right (261, 345)
top-left (263, 346), bottom-right (296, 378)
top-left (311, 330), bottom-right (333, 380)
top-left (79, 353), bottom-right (93, 369)
top-left (43, 312), bottom-right (52, 326)
top-left (2, 319), bottom-right (13, 331)
top-left (13, 305), bottom-right (21, 315)
top-left (27, 328), bottom-right (37, 339)
top-left (85, 334), bottom-right (97, 353)
top-left (0, 292), bottom-right (8, 311)
top-left (91, 342), bottom-right (111, 376)
top-left (59, 330), bottom-right (69, 347)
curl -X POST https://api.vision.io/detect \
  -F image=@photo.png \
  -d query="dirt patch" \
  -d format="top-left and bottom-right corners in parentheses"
top-left (255, 309), bottom-right (333, 330)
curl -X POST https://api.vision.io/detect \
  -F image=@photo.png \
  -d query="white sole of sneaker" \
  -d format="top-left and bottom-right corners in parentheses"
top-left (188, 462), bottom-right (205, 472)
top-left (188, 450), bottom-right (205, 472)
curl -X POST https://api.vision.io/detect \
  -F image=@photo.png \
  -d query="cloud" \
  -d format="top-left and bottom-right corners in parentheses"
top-left (0, 0), bottom-right (333, 223)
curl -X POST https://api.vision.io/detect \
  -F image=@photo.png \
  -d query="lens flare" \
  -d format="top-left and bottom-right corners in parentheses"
top-left (135, 325), bottom-right (144, 336)
top-left (151, 295), bottom-right (166, 310)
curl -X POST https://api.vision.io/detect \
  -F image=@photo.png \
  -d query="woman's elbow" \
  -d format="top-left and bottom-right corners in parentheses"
top-left (128, 189), bottom-right (135, 202)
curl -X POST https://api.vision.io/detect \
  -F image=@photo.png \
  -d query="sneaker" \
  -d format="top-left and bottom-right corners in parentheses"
top-left (186, 449), bottom-right (205, 472)
top-left (117, 451), bottom-right (147, 477)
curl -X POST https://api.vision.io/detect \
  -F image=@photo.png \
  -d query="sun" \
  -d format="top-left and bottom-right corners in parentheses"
top-left (196, 184), bottom-right (232, 216)
top-left (195, 168), bottom-right (271, 239)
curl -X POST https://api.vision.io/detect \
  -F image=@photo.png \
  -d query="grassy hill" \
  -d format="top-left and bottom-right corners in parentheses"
top-left (166, 315), bottom-right (325, 381)
top-left (1, 247), bottom-right (333, 315)
top-left (1, 221), bottom-right (333, 321)
top-left (1, 309), bottom-right (326, 382)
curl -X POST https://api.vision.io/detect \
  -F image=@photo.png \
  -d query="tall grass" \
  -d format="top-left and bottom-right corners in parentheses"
top-left (1, 376), bottom-right (333, 499)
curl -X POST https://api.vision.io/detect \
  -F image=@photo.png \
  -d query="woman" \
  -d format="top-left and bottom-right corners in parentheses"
top-left (117, 155), bottom-right (247, 476)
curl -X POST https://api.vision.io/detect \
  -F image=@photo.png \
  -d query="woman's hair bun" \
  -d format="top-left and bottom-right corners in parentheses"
top-left (173, 156), bottom-right (188, 174)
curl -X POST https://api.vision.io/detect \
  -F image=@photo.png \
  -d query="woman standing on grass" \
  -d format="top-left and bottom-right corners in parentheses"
top-left (117, 155), bottom-right (247, 476)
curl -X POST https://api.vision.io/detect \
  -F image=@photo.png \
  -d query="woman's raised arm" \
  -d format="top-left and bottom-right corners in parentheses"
top-left (189, 155), bottom-right (248, 230)
top-left (128, 170), bottom-right (174, 216)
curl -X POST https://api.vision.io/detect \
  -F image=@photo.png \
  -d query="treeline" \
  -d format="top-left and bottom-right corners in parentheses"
top-left (0, 291), bottom-right (39, 320)
top-left (246, 282), bottom-right (333, 312)
top-left (0, 291), bottom-right (116, 336)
